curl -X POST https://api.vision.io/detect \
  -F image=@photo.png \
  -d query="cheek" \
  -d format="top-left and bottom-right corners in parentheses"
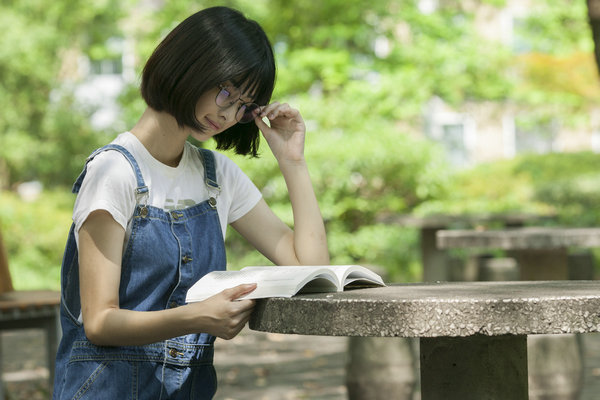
top-left (194, 99), bottom-right (213, 118)
top-left (194, 90), bottom-right (220, 116)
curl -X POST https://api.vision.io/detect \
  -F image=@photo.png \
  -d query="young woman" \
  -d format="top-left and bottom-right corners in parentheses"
top-left (53, 6), bottom-right (329, 399)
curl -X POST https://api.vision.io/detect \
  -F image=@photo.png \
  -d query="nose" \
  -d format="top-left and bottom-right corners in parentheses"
top-left (217, 103), bottom-right (237, 122)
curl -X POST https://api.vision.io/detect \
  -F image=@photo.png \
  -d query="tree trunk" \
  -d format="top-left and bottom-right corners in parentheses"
top-left (588, 0), bottom-right (600, 75)
top-left (0, 229), bottom-right (14, 293)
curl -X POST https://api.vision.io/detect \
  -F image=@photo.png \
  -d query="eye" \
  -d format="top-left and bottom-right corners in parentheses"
top-left (222, 91), bottom-right (236, 106)
top-left (216, 88), bottom-right (232, 107)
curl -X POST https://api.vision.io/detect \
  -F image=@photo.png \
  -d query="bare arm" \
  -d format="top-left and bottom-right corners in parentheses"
top-left (231, 103), bottom-right (329, 266)
top-left (79, 210), bottom-right (256, 346)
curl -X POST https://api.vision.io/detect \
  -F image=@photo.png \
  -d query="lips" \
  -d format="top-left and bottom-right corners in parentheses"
top-left (205, 117), bottom-right (220, 131)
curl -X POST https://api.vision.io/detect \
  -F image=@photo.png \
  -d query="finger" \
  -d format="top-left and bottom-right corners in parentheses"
top-left (236, 309), bottom-right (255, 331)
top-left (254, 115), bottom-right (271, 132)
top-left (234, 299), bottom-right (256, 313)
top-left (235, 307), bottom-right (255, 323)
top-left (225, 314), bottom-right (253, 340)
top-left (264, 103), bottom-right (294, 120)
top-left (262, 103), bottom-right (298, 120)
top-left (276, 110), bottom-right (302, 126)
top-left (222, 306), bottom-right (255, 340)
top-left (223, 283), bottom-right (257, 301)
top-left (259, 102), bottom-right (280, 118)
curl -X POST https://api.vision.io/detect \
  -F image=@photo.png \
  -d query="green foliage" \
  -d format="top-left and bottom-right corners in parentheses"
top-left (275, 48), bottom-right (352, 94)
top-left (510, 1), bottom-right (600, 125)
top-left (515, 152), bottom-right (600, 226)
top-left (264, 0), bottom-right (514, 107)
top-left (514, 151), bottom-right (600, 182)
top-left (535, 174), bottom-right (600, 226)
top-left (0, 190), bottom-right (74, 290)
top-left (2, 0), bottom-right (599, 286)
top-left (327, 224), bottom-right (421, 282)
top-left (514, 0), bottom-right (593, 55)
top-left (262, 0), bottom-right (384, 51)
top-left (0, 0), bottom-right (127, 186)
top-left (415, 151), bottom-right (600, 229)
top-left (212, 90), bottom-right (451, 278)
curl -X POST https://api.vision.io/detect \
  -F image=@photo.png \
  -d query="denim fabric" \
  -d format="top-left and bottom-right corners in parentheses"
top-left (53, 145), bottom-right (225, 399)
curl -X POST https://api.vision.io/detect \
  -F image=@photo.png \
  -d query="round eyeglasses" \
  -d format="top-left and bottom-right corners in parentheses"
top-left (215, 85), bottom-right (261, 124)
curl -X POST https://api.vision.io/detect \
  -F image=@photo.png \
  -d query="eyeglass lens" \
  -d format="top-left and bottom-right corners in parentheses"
top-left (216, 87), bottom-right (261, 123)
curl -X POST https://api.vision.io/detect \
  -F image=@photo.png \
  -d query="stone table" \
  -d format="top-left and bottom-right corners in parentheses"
top-left (250, 282), bottom-right (600, 400)
top-left (379, 213), bottom-right (553, 282)
top-left (437, 226), bottom-right (600, 399)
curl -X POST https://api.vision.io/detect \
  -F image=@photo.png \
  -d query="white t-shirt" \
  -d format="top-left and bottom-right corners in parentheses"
top-left (72, 132), bottom-right (262, 246)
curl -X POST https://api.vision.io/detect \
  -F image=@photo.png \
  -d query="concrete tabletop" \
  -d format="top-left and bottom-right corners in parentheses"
top-left (249, 281), bottom-right (600, 337)
top-left (437, 227), bottom-right (600, 250)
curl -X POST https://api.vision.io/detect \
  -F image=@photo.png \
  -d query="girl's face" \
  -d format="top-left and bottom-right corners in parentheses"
top-left (190, 83), bottom-right (258, 142)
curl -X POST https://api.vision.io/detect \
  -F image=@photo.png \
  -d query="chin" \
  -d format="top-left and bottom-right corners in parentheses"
top-left (190, 133), bottom-right (212, 142)
top-left (188, 127), bottom-right (214, 142)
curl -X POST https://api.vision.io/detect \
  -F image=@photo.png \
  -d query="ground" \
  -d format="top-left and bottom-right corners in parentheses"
top-left (3, 328), bottom-right (600, 399)
top-left (1, 328), bottom-right (349, 400)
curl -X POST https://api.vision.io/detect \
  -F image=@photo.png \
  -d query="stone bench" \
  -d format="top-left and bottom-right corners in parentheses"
top-left (437, 227), bottom-right (600, 280)
top-left (378, 213), bottom-right (554, 282)
top-left (249, 281), bottom-right (600, 400)
top-left (0, 231), bottom-right (60, 400)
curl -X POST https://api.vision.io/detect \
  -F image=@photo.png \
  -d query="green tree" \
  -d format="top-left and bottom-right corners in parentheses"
top-left (0, 0), bottom-right (128, 187)
top-left (514, 0), bottom-right (599, 125)
top-left (4, 0), bottom-right (597, 286)
top-left (589, 0), bottom-right (600, 75)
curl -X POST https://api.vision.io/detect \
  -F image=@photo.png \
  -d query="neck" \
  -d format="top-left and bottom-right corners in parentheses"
top-left (130, 108), bottom-right (188, 167)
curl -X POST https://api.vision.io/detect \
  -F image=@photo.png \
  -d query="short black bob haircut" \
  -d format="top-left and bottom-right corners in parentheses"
top-left (141, 6), bottom-right (276, 157)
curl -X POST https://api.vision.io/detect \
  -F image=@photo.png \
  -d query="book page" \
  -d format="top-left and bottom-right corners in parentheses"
top-left (185, 267), bottom-right (338, 302)
top-left (319, 265), bottom-right (385, 287)
top-left (243, 265), bottom-right (385, 289)
top-left (185, 265), bottom-right (384, 303)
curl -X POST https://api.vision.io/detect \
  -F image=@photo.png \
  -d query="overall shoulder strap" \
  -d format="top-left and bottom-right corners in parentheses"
top-left (198, 148), bottom-right (220, 191)
top-left (71, 144), bottom-right (149, 199)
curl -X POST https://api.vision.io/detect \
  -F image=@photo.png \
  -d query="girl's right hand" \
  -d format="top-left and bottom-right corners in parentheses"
top-left (187, 283), bottom-right (257, 340)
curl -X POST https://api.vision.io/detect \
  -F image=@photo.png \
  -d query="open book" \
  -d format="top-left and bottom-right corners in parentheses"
top-left (185, 265), bottom-right (385, 302)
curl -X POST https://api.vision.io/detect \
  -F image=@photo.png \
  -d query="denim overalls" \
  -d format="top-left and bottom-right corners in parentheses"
top-left (53, 144), bottom-right (225, 400)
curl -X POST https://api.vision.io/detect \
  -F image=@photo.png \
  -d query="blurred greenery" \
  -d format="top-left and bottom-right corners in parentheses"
top-left (415, 152), bottom-right (600, 224)
top-left (0, 0), bottom-right (126, 187)
top-left (0, 190), bottom-right (73, 290)
top-left (1, 0), bottom-right (599, 288)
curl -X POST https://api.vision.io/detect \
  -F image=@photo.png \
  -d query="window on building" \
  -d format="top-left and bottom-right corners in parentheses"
top-left (424, 97), bottom-right (473, 167)
top-left (90, 58), bottom-right (123, 75)
top-left (514, 117), bottom-right (557, 154)
top-left (441, 123), bottom-right (468, 166)
top-left (510, 16), bottom-right (533, 54)
top-left (89, 37), bottom-right (124, 76)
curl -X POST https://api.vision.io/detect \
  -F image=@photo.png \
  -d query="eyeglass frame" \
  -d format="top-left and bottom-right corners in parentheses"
top-left (215, 84), bottom-right (262, 124)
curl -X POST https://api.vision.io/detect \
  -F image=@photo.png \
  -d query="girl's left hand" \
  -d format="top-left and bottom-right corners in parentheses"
top-left (254, 102), bottom-right (306, 163)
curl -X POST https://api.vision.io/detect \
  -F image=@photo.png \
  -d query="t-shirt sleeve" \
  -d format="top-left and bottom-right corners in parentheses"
top-left (215, 153), bottom-right (262, 223)
top-left (72, 150), bottom-right (137, 234)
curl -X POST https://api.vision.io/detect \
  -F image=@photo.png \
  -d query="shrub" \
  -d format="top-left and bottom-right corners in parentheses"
top-left (0, 190), bottom-right (73, 289)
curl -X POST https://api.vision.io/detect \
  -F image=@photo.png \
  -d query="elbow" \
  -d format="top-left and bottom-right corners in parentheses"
top-left (84, 320), bottom-right (108, 346)
top-left (82, 310), bottom-right (114, 346)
